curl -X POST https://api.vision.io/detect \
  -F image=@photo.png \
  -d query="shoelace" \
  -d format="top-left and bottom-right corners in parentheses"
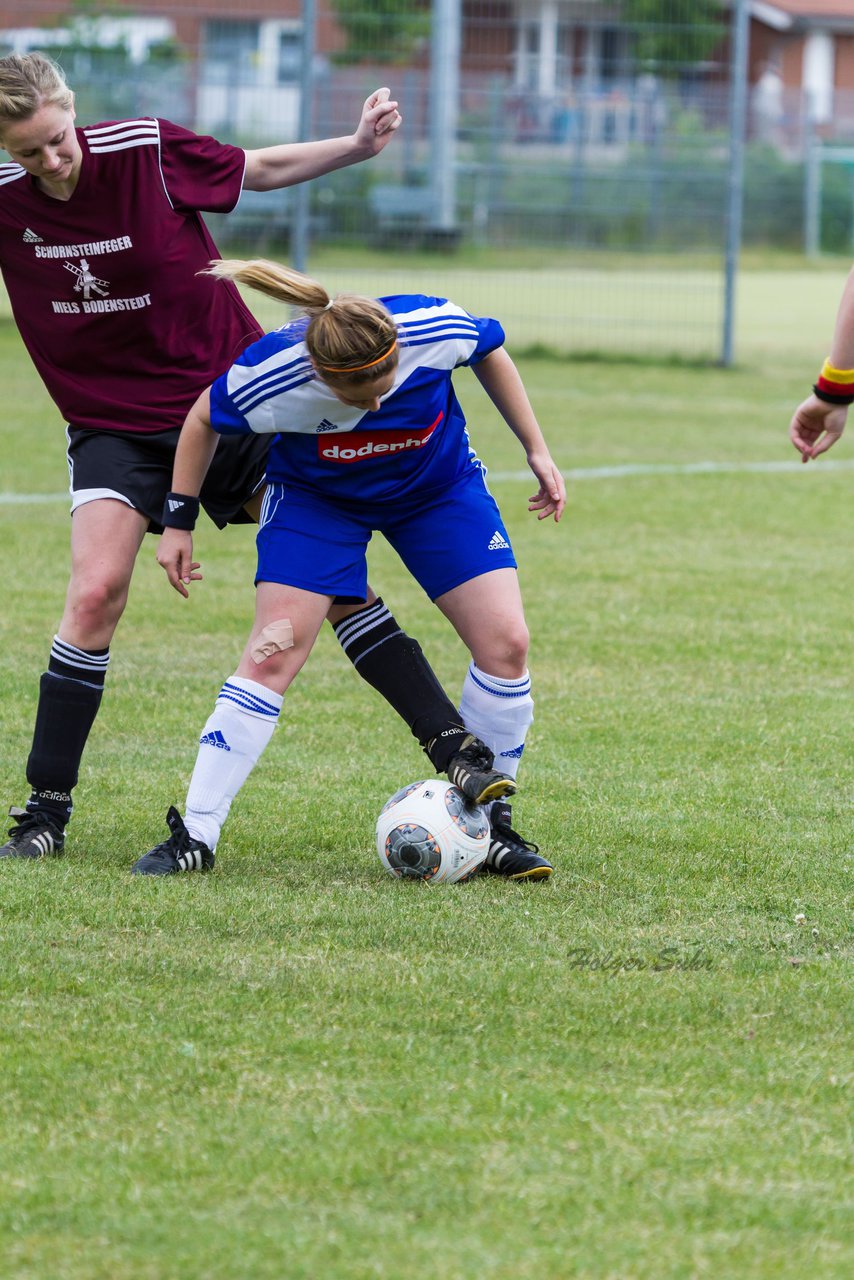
top-left (8, 813), bottom-right (60, 839)
top-left (492, 821), bottom-right (539, 854)
top-left (460, 745), bottom-right (493, 771)
top-left (152, 828), bottom-right (195, 864)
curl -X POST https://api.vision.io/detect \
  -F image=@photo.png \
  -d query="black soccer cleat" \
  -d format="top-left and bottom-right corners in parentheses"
top-left (131, 806), bottom-right (215, 876)
top-left (484, 802), bottom-right (553, 880)
top-left (0, 806), bottom-right (65, 859)
top-left (445, 734), bottom-right (517, 806)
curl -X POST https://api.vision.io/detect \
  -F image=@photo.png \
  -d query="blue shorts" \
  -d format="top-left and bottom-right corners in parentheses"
top-left (256, 467), bottom-right (517, 601)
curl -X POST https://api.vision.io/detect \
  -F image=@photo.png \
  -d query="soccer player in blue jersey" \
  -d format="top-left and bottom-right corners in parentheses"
top-left (134, 258), bottom-right (565, 879)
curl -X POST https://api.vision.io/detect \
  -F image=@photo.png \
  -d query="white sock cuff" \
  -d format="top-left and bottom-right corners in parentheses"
top-left (468, 662), bottom-right (531, 698)
top-left (51, 634), bottom-right (110, 671)
top-left (215, 676), bottom-right (283, 720)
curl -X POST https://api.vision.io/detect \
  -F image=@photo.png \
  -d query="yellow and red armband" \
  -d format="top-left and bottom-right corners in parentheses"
top-left (814, 357), bottom-right (854, 405)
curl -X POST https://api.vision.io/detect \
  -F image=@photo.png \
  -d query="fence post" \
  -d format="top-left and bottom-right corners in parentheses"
top-left (803, 105), bottom-right (822, 258)
top-left (292, 0), bottom-right (317, 273)
top-left (430, 0), bottom-right (461, 232)
top-left (721, 0), bottom-right (749, 368)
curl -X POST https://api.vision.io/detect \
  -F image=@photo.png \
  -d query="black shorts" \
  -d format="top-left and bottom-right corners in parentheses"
top-left (65, 427), bottom-right (270, 533)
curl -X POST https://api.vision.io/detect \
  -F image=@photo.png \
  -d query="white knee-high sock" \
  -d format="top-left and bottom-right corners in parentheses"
top-left (184, 677), bottom-right (283, 851)
top-left (459, 662), bottom-right (533, 781)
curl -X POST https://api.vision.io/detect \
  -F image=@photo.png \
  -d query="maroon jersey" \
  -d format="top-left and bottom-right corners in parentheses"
top-left (0, 118), bottom-right (264, 434)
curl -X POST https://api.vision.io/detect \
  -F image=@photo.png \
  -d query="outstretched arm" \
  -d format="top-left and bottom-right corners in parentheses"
top-left (157, 389), bottom-right (220, 597)
top-left (243, 87), bottom-right (401, 191)
top-left (472, 348), bottom-right (566, 522)
top-left (790, 266), bottom-right (854, 462)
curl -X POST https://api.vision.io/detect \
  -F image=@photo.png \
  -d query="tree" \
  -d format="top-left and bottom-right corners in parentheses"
top-left (622, 0), bottom-right (726, 72)
top-left (41, 1), bottom-right (184, 72)
top-left (330, 0), bottom-right (430, 66)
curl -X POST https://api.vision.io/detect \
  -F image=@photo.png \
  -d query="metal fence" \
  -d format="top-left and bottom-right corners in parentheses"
top-left (1, 0), bottom-right (837, 362)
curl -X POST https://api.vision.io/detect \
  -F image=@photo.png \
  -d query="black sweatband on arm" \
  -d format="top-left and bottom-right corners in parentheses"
top-left (161, 492), bottom-right (200, 530)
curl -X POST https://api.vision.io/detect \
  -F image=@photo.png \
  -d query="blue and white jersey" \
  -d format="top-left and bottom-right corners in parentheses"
top-left (208, 295), bottom-right (505, 504)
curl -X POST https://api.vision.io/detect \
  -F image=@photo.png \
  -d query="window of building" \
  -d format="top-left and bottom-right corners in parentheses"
top-left (277, 29), bottom-right (302, 85)
top-left (202, 20), bottom-right (260, 85)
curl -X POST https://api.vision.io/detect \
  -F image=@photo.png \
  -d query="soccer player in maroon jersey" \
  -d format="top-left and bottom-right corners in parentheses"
top-left (0, 52), bottom-right (514, 864)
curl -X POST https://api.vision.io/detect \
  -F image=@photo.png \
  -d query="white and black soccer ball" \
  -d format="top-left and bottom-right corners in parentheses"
top-left (376, 779), bottom-right (490, 884)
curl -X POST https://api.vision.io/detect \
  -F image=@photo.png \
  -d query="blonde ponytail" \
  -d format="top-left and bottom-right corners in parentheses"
top-left (206, 257), bottom-right (398, 384)
top-left (204, 258), bottom-right (330, 310)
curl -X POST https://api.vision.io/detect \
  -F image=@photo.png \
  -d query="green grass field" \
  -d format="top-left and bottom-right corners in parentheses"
top-left (0, 265), bottom-right (852, 1279)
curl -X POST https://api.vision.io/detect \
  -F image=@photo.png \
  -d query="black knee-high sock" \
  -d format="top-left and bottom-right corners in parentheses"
top-left (332, 599), bottom-right (470, 772)
top-left (25, 637), bottom-right (110, 826)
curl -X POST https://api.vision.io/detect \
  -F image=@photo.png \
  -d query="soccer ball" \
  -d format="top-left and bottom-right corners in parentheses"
top-left (376, 779), bottom-right (490, 884)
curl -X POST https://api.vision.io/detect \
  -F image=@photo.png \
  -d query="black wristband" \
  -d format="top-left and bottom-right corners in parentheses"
top-left (813, 384), bottom-right (854, 406)
top-left (161, 492), bottom-right (200, 530)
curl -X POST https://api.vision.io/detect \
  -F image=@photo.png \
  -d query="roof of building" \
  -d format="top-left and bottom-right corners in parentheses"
top-left (752, 0), bottom-right (854, 23)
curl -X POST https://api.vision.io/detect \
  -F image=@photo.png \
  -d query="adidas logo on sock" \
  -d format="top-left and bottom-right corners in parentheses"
top-left (487, 530), bottom-right (510, 551)
top-left (23, 227), bottom-right (43, 243)
top-left (200, 729), bottom-right (231, 751)
top-left (500, 744), bottom-right (525, 759)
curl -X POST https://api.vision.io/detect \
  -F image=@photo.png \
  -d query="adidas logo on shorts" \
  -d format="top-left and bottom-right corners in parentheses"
top-left (487, 530), bottom-right (510, 551)
top-left (200, 729), bottom-right (231, 751)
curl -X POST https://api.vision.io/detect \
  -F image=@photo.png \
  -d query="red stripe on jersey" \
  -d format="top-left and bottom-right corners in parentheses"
top-left (317, 412), bottom-right (443, 463)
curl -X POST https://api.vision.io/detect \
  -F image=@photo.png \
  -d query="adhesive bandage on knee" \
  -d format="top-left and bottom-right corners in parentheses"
top-left (458, 663), bottom-right (534, 781)
top-left (251, 619), bottom-right (294, 665)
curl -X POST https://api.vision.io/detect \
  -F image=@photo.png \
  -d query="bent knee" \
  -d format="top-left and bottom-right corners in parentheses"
top-left (236, 614), bottom-right (311, 691)
top-left (64, 576), bottom-right (129, 632)
top-left (473, 623), bottom-right (529, 679)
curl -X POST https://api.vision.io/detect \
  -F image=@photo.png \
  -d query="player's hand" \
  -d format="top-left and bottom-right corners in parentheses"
top-left (355, 87), bottom-right (402, 154)
top-left (157, 528), bottom-right (203, 598)
top-left (789, 393), bottom-right (848, 462)
top-left (527, 452), bottom-right (566, 522)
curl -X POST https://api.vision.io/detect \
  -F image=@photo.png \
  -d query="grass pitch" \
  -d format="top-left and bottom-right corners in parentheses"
top-left (0, 294), bottom-right (851, 1278)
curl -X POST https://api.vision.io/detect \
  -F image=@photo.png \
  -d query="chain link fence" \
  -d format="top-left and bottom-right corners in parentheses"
top-left (3, 2), bottom-right (848, 360)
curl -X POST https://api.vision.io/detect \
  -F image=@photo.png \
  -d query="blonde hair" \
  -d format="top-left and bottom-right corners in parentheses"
top-left (0, 52), bottom-right (74, 132)
top-left (206, 258), bottom-right (399, 383)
